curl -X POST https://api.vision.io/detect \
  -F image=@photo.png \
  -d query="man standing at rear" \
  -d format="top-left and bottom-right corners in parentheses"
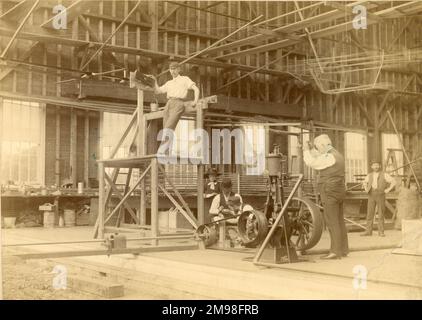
top-left (361, 159), bottom-right (396, 237)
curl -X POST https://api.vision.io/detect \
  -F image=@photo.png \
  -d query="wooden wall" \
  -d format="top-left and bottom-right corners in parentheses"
top-left (0, 1), bottom-right (422, 180)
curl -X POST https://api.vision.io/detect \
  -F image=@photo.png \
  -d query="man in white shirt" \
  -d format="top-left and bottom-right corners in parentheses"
top-left (209, 178), bottom-right (243, 219)
top-left (154, 61), bottom-right (199, 131)
top-left (361, 159), bottom-right (396, 237)
top-left (303, 134), bottom-right (349, 260)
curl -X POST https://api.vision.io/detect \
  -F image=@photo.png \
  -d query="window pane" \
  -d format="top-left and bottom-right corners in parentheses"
top-left (345, 132), bottom-right (368, 183)
top-left (1, 100), bottom-right (42, 184)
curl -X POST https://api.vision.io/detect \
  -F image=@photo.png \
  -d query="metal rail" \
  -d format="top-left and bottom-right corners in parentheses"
top-left (3, 234), bottom-right (194, 247)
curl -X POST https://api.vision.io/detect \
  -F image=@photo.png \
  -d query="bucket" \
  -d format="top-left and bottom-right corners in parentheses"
top-left (43, 211), bottom-right (55, 228)
top-left (266, 154), bottom-right (282, 176)
top-left (4, 217), bottom-right (16, 228)
top-left (64, 209), bottom-right (76, 227)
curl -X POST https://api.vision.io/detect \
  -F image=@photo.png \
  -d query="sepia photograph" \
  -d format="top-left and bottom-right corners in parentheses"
top-left (0, 0), bottom-right (422, 304)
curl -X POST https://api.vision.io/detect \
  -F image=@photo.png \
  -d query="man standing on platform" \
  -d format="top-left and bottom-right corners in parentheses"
top-left (152, 61), bottom-right (200, 154)
top-left (303, 134), bottom-right (349, 260)
top-left (361, 159), bottom-right (396, 237)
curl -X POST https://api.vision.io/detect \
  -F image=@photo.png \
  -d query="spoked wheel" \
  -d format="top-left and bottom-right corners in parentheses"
top-left (195, 225), bottom-right (217, 247)
top-left (237, 209), bottom-right (268, 248)
top-left (288, 197), bottom-right (323, 251)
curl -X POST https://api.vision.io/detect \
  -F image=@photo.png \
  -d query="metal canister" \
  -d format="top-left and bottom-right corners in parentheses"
top-left (266, 153), bottom-right (282, 177)
top-left (110, 234), bottom-right (127, 249)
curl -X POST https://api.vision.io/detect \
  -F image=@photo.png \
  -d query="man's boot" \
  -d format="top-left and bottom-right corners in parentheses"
top-left (360, 230), bottom-right (372, 236)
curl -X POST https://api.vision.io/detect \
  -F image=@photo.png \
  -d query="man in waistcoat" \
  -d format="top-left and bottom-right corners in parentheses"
top-left (361, 159), bottom-right (396, 237)
top-left (209, 178), bottom-right (243, 219)
top-left (303, 134), bottom-right (349, 260)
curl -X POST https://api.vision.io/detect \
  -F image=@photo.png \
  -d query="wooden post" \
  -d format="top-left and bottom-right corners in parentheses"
top-left (84, 110), bottom-right (89, 188)
top-left (297, 129), bottom-right (304, 196)
top-left (70, 108), bottom-right (77, 187)
top-left (55, 107), bottom-right (61, 186)
top-left (98, 162), bottom-right (105, 239)
top-left (137, 89), bottom-right (146, 225)
top-left (372, 95), bottom-right (381, 161)
top-left (196, 101), bottom-right (205, 225)
top-left (150, 158), bottom-right (159, 246)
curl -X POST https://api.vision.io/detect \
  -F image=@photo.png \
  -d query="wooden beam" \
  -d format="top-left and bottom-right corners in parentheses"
top-left (353, 94), bottom-right (374, 126)
top-left (80, 0), bottom-right (142, 70)
top-left (70, 108), bottom-right (77, 187)
top-left (40, 0), bottom-right (93, 29)
top-left (97, 162), bottom-right (105, 238)
top-left (251, 27), bottom-right (302, 41)
top-left (158, 1), bottom-right (185, 25)
top-left (325, 1), bottom-right (384, 23)
top-left (379, 104), bottom-right (395, 128)
top-left (84, 110), bottom-right (89, 187)
top-left (0, 0), bottom-right (37, 22)
top-left (150, 158), bottom-right (159, 246)
top-left (103, 164), bottom-right (151, 225)
top-left (386, 16), bottom-right (414, 51)
top-left (104, 173), bottom-right (140, 224)
top-left (55, 106), bottom-right (61, 186)
top-left (204, 1), bottom-right (366, 56)
top-left (0, 90), bottom-right (135, 114)
top-left (59, 80), bottom-right (300, 118)
top-left (0, 0), bottom-right (39, 59)
top-left (417, 106), bottom-right (422, 121)
top-left (78, 16), bottom-right (118, 65)
top-left (0, 41), bottom-right (41, 82)
top-left (377, 91), bottom-right (393, 118)
top-left (216, 2), bottom-right (422, 60)
top-left (0, 23), bottom-right (297, 77)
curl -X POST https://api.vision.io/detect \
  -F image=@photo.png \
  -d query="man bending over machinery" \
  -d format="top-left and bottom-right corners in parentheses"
top-left (209, 178), bottom-right (243, 220)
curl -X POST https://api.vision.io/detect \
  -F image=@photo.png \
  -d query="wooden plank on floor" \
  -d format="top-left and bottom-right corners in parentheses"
top-left (13, 244), bottom-right (198, 260)
top-left (67, 275), bottom-right (124, 298)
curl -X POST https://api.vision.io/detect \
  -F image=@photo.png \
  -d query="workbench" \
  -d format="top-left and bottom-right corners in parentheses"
top-left (1, 193), bottom-right (96, 226)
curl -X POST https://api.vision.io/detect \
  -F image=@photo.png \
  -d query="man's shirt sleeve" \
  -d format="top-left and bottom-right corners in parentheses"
top-left (157, 81), bottom-right (167, 94)
top-left (183, 76), bottom-right (195, 89)
top-left (209, 194), bottom-right (220, 215)
top-left (303, 149), bottom-right (336, 170)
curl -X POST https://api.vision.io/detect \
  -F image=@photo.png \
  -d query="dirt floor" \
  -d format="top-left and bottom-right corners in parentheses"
top-left (2, 254), bottom-right (99, 300)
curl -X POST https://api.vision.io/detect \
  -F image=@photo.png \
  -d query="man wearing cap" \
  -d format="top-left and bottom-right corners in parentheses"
top-left (303, 134), bottom-right (349, 260)
top-left (203, 167), bottom-right (221, 222)
top-left (209, 178), bottom-right (243, 218)
top-left (361, 160), bottom-right (396, 237)
top-left (204, 167), bottom-right (221, 199)
top-left (153, 61), bottom-right (200, 132)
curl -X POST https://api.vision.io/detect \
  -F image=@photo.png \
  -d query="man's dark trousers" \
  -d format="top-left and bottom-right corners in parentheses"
top-left (319, 182), bottom-right (349, 256)
top-left (366, 190), bottom-right (385, 234)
